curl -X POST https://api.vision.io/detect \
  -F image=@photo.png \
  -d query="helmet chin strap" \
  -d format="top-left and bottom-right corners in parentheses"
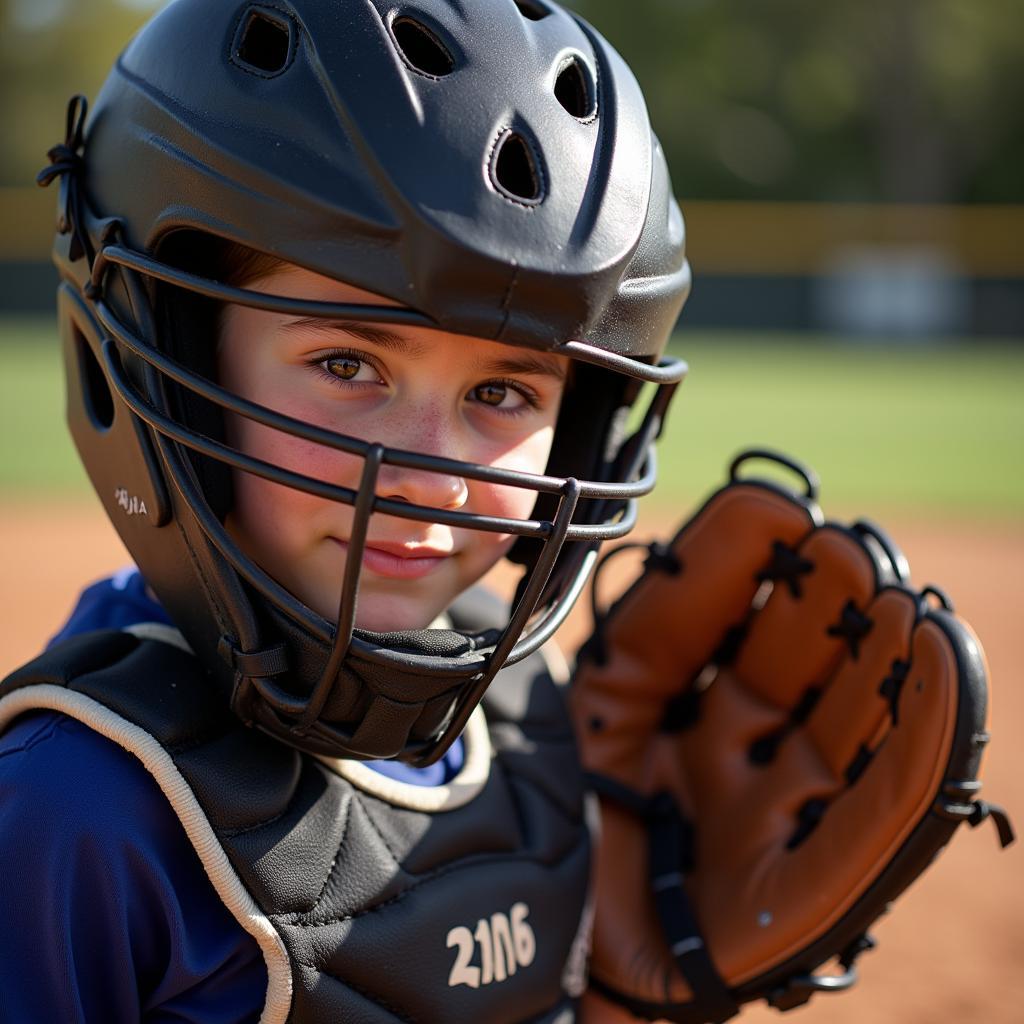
top-left (240, 600), bottom-right (502, 763)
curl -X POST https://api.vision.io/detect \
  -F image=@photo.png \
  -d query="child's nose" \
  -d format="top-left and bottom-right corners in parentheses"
top-left (376, 463), bottom-right (469, 511)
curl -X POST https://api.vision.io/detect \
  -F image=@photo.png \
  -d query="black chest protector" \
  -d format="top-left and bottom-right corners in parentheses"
top-left (0, 627), bottom-right (591, 1023)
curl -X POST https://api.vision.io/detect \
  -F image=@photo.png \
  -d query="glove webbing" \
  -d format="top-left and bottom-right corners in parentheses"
top-left (587, 772), bottom-right (740, 1024)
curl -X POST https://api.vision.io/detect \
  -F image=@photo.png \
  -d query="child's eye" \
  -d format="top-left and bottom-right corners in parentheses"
top-left (309, 351), bottom-right (383, 387)
top-left (474, 383), bottom-right (511, 406)
top-left (468, 380), bottom-right (539, 413)
top-left (324, 355), bottom-right (377, 382)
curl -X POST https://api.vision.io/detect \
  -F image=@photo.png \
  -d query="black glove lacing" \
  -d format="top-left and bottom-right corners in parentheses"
top-left (584, 539), bottom-right (683, 667)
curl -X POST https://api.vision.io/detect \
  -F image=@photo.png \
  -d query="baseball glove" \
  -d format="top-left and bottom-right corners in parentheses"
top-left (570, 449), bottom-right (1013, 1023)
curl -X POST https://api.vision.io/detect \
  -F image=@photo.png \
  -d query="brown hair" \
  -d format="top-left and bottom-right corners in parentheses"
top-left (211, 240), bottom-right (286, 290)
top-left (157, 231), bottom-right (284, 288)
top-left (183, 238), bottom-right (289, 350)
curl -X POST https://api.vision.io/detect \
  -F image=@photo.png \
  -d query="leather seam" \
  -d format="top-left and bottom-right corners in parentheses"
top-left (218, 801), bottom-right (294, 839)
top-left (286, 962), bottom-right (416, 1023)
top-left (307, 793), bottom-right (354, 913)
top-left (273, 833), bottom-right (589, 928)
top-left (353, 790), bottom-right (404, 869)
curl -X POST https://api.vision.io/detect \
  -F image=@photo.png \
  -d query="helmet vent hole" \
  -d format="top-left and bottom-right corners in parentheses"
top-left (233, 8), bottom-right (294, 76)
top-left (513, 0), bottom-right (550, 20)
top-left (555, 57), bottom-right (595, 119)
top-left (76, 329), bottom-right (115, 430)
top-left (491, 131), bottom-right (544, 204)
top-left (391, 17), bottom-right (455, 77)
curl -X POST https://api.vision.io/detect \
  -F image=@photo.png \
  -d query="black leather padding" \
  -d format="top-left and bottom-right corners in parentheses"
top-left (1, 626), bottom-right (592, 1023)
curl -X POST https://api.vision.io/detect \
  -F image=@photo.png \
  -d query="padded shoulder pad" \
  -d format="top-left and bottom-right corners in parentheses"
top-left (1, 629), bottom-right (233, 749)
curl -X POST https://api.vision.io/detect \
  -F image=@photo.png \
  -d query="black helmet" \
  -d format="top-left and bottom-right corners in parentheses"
top-left (39, 0), bottom-right (690, 765)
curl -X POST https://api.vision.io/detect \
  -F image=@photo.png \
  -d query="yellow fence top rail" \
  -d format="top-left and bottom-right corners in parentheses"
top-left (4, 188), bottom-right (1023, 277)
top-left (684, 201), bottom-right (1024, 277)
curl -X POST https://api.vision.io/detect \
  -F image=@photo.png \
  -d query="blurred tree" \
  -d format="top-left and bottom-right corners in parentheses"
top-left (1, 0), bottom-right (163, 187)
top-left (2, 0), bottom-right (1022, 202)
top-left (564, 0), bottom-right (1024, 202)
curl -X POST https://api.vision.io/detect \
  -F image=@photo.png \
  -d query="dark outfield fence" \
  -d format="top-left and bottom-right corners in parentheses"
top-left (3, 189), bottom-right (1022, 336)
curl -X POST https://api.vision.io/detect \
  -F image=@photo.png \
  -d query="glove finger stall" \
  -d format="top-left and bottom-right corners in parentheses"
top-left (572, 464), bottom-right (998, 1021)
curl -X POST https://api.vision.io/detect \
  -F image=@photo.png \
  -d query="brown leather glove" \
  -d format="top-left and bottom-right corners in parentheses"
top-left (570, 450), bottom-right (1013, 1023)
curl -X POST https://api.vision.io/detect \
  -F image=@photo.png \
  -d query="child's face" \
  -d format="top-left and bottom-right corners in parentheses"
top-left (218, 264), bottom-right (567, 632)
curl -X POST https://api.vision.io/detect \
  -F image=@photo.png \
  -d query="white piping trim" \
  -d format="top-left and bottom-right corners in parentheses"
top-left (316, 704), bottom-right (492, 813)
top-left (562, 790), bottom-right (599, 998)
top-left (539, 639), bottom-right (571, 686)
top-left (118, 619), bottom-right (493, 811)
top-left (0, 686), bottom-right (292, 1024)
top-left (122, 621), bottom-right (193, 654)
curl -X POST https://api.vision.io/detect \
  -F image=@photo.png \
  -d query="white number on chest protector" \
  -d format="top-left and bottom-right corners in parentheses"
top-left (446, 902), bottom-right (536, 988)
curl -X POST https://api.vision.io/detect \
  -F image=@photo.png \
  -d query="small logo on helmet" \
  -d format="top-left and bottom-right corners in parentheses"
top-left (114, 487), bottom-right (148, 517)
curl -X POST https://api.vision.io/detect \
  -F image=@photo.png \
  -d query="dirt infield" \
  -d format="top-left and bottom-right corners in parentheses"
top-left (1, 497), bottom-right (1021, 1021)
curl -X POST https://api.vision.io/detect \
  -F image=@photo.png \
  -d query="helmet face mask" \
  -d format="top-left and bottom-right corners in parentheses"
top-left (42, 0), bottom-right (690, 765)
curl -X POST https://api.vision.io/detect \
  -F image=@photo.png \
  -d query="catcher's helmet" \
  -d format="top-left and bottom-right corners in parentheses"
top-left (39, 0), bottom-right (690, 765)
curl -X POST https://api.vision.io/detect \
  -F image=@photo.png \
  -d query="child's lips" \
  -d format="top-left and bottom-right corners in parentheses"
top-left (329, 537), bottom-right (453, 580)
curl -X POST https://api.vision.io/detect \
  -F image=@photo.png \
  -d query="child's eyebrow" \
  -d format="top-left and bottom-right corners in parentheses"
top-left (283, 316), bottom-right (566, 380)
top-left (479, 354), bottom-right (568, 382)
top-left (281, 317), bottom-right (414, 352)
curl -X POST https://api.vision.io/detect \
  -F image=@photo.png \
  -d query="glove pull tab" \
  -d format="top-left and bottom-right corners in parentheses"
top-left (968, 799), bottom-right (1016, 848)
top-left (933, 779), bottom-right (1016, 848)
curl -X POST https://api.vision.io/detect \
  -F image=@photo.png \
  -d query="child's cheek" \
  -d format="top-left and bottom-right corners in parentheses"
top-left (227, 418), bottom-right (364, 565)
top-left (478, 427), bottom-right (557, 521)
top-left (231, 412), bottom-right (364, 488)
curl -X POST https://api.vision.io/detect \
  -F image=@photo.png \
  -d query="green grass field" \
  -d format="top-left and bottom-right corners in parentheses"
top-left (2, 316), bottom-right (1022, 517)
top-left (656, 333), bottom-right (1024, 517)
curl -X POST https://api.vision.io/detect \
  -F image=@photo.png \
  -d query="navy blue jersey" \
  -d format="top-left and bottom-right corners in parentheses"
top-left (0, 569), bottom-right (464, 1022)
top-left (0, 710), bottom-right (269, 1022)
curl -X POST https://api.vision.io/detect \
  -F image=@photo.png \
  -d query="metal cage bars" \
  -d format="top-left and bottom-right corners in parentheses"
top-left (84, 239), bottom-right (681, 761)
top-left (94, 293), bottom-right (668, 535)
top-left (91, 248), bottom-right (672, 634)
top-left (97, 319), bottom-right (654, 544)
top-left (95, 243), bottom-right (689, 386)
top-left (145, 390), bottom-right (594, 764)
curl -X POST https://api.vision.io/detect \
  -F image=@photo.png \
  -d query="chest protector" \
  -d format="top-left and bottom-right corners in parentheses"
top-left (0, 626), bottom-right (591, 1024)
